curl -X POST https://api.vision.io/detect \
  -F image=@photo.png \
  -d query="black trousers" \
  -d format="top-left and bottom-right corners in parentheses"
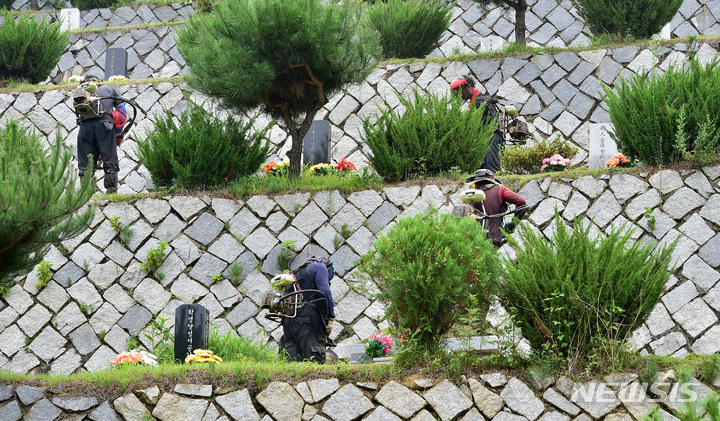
top-left (281, 307), bottom-right (327, 364)
top-left (77, 116), bottom-right (119, 190)
top-left (480, 130), bottom-right (504, 173)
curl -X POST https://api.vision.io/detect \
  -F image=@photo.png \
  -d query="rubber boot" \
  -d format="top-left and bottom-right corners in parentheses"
top-left (104, 171), bottom-right (118, 194)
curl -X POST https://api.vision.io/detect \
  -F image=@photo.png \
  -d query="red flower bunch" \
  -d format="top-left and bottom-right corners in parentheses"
top-left (334, 157), bottom-right (357, 172)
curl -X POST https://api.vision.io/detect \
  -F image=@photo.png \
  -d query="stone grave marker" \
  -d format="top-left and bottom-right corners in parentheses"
top-left (104, 48), bottom-right (128, 80)
top-left (588, 123), bottom-right (617, 170)
top-left (59, 8), bottom-right (80, 31)
top-left (303, 120), bottom-right (331, 166)
top-left (174, 304), bottom-right (210, 364)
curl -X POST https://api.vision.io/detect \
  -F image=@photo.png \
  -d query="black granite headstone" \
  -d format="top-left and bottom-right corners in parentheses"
top-left (303, 120), bottom-right (331, 166)
top-left (104, 48), bottom-right (128, 80)
top-left (174, 304), bottom-right (210, 363)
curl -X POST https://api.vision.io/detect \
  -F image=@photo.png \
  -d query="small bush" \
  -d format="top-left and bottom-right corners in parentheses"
top-left (501, 214), bottom-right (676, 373)
top-left (71, 0), bottom-right (121, 10)
top-left (0, 12), bottom-right (68, 85)
top-left (365, 0), bottom-right (452, 59)
top-left (603, 59), bottom-right (720, 166)
top-left (571, 0), bottom-right (682, 40)
top-left (501, 135), bottom-right (579, 174)
top-left (363, 90), bottom-right (497, 182)
top-left (136, 104), bottom-right (270, 189)
top-left (357, 209), bottom-right (502, 355)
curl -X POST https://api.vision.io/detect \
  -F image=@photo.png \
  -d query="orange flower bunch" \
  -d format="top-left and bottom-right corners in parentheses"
top-left (605, 153), bottom-right (630, 168)
top-left (263, 160), bottom-right (289, 176)
top-left (112, 350), bottom-right (158, 367)
top-left (263, 161), bottom-right (278, 175)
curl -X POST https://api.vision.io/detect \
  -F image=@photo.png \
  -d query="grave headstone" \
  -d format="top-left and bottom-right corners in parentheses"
top-left (303, 120), bottom-right (331, 166)
top-left (174, 304), bottom-right (210, 364)
top-left (59, 8), bottom-right (80, 32)
top-left (588, 123), bottom-right (617, 170)
top-left (104, 48), bottom-right (128, 80)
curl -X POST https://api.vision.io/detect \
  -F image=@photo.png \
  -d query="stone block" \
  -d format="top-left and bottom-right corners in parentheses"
top-left (672, 298), bottom-right (718, 338)
top-left (185, 212), bottom-right (224, 246)
top-left (500, 378), bottom-right (545, 420)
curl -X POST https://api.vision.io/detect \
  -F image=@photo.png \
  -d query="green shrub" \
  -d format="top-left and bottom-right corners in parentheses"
top-left (501, 134), bottom-right (579, 174)
top-left (0, 12), bottom-right (68, 85)
top-left (603, 59), bottom-right (720, 166)
top-left (571, 0), bottom-right (682, 39)
top-left (363, 90), bottom-right (497, 182)
top-left (365, 0), bottom-right (451, 59)
top-left (357, 209), bottom-right (502, 354)
top-left (501, 214), bottom-right (676, 372)
top-left (136, 104), bottom-right (271, 189)
top-left (71, 0), bottom-right (121, 10)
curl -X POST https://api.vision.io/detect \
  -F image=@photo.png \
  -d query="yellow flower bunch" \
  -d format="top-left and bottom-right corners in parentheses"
top-left (307, 163), bottom-right (334, 176)
top-left (108, 75), bottom-right (127, 81)
top-left (185, 349), bottom-right (223, 364)
top-left (68, 75), bottom-right (84, 83)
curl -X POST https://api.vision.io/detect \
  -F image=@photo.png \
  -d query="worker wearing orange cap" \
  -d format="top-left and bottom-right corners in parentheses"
top-left (451, 75), bottom-right (503, 173)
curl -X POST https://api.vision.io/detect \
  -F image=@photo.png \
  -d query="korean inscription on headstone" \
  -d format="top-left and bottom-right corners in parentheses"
top-left (588, 123), bottom-right (617, 170)
top-left (174, 304), bottom-right (210, 363)
top-left (104, 48), bottom-right (128, 80)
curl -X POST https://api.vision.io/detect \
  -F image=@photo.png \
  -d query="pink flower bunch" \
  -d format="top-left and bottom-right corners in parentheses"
top-left (368, 333), bottom-right (393, 357)
top-left (541, 154), bottom-right (572, 172)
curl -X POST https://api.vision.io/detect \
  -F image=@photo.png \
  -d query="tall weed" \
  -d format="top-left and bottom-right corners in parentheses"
top-left (364, 0), bottom-right (451, 59)
top-left (501, 214), bottom-right (676, 373)
top-left (603, 59), bottom-right (720, 166)
top-left (136, 104), bottom-right (270, 189)
top-left (363, 90), bottom-right (497, 181)
top-left (357, 209), bottom-right (501, 357)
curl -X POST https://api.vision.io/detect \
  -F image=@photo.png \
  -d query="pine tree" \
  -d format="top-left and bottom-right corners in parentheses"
top-left (0, 121), bottom-right (95, 293)
top-left (176, 0), bottom-right (381, 178)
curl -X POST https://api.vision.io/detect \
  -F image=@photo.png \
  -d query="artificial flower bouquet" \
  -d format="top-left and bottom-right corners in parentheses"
top-left (185, 349), bottom-right (223, 364)
top-left (541, 154), bottom-right (572, 172)
top-left (334, 157), bottom-right (357, 172)
top-left (307, 163), bottom-right (335, 176)
top-left (605, 153), bottom-right (631, 168)
top-left (263, 160), bottom-right (290, 176)
top-left (112, 350), bottom-right (158, 367)
top-left (365, 333), bottom-right (393, 358)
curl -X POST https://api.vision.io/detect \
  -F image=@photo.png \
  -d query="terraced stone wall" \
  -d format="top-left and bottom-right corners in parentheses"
top-left (1, 167), bottom-right (720, 375)
top-left (2, 41), bottom-right (720, 195)
top-left (1, 371), bottom-right (720, 420)
top-left (6, 0), bottom-right (719, 56)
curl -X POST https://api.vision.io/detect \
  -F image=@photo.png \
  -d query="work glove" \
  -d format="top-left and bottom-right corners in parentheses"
top-left (502, 221), bottom-right (516, 234)
top-left (112, 108), bottom-right (127, 129)
top-left (271, 273), bottom-right (295, 290)
top-left (326, 318), bottom-right (335, 335)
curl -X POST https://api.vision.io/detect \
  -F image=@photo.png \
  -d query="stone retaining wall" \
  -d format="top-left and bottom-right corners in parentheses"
top-left (1, 167), bottom-right (720, 375)
top-left (2, 41), bottom-right (720, 195)
top-left (1, 371), bottom-right (719, 420)
top-left (6, 0), bottom-right (720, 57)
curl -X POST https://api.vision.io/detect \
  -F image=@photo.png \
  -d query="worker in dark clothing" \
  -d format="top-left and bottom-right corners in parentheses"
top-left (465, 169), bottom-right (527, 246)
top-left (451, 75), bottom-right (504, 173)
top-left (74, 74), bottom-right (127, 194)
top-left (276, 257), bottom-right (336, 364)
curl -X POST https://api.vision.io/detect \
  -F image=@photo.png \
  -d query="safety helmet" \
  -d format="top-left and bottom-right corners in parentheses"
top-left (83, 74), bottom-right (101, 83)
top-left (465, 169), bottom-right (500, 186)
